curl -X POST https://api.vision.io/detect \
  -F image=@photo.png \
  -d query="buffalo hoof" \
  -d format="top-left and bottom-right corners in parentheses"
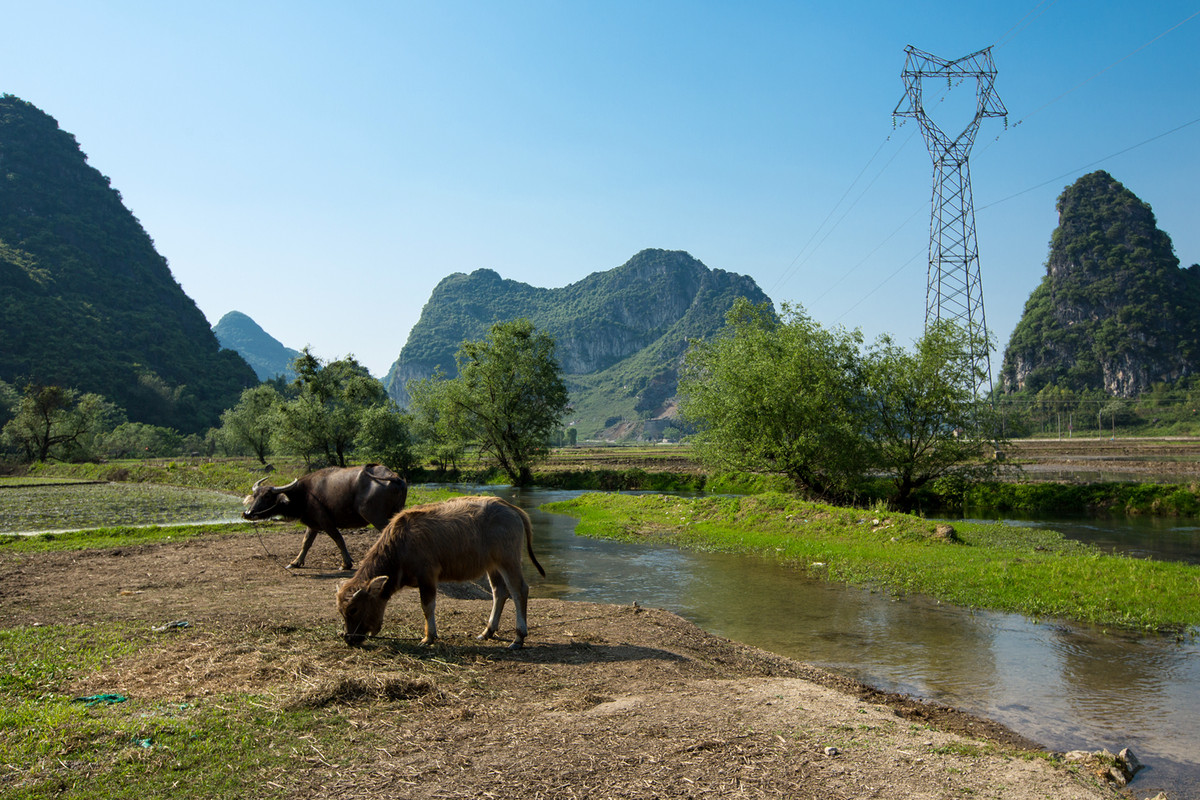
top-left (507, 640), bottom-right (525, 650)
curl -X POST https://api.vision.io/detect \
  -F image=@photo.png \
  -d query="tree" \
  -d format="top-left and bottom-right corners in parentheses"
top-left (97, 422), bottom-right (184, 459)
top-left (356, 402), bottom-right (417, 472)
top-left (274, 350), bottom-right (391, 468)
top-left (864, 322), bottom-right (1005, 511)
top-left (409, 319), bottom-right (569, 485)
top-left (408, 371), bottom-right (469, 474)
top-left (2, 384), bottom-right (122, 462)
top-left (216, 384), bottom-right (282, 464)
top-left (679, 299), bottom-right (872, 501)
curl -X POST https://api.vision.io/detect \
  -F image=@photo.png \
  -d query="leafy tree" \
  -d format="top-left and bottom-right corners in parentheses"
top-left (356, 402), bottom-right (417, 472)
top-left (273, 350), bottom-right (395, 468)
top-left (2, 384), bottom-right (122, 462)
top-left (408, 371), bottom-right (469, 474)
top-left (679, 299), bottom-right (872, 501)
top-left (216, 384), bottom-right (282, 464)
top-left (97, 422), bottom-right (184, 459)
top-left (864, 323), bottom-right (1005, 511)
top-left (409, 319), bottom-right (569, 485)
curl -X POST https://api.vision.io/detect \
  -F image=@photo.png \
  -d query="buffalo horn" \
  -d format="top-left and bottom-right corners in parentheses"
top-left (251, 477), bottom-right (269, 491)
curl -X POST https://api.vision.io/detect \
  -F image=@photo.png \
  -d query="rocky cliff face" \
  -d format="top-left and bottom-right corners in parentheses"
top-left (1000, 171), bottom-right (1200, 398)
top-left (384, 249), bottom-right (772, 435)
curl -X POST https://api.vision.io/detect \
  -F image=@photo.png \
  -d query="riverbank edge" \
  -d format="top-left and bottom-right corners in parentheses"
top-left (0, 529), bottom-right (1127, 800)
top-left (545, 492), bottom-right (1200, 635)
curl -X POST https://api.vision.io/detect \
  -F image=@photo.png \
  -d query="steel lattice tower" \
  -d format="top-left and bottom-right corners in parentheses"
top-left (894, 45), bottom-right (1006, 397)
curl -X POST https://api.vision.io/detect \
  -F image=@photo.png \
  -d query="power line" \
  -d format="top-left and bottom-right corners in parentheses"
top-left (769, 124), bottom-right (914, 296)
top-left (978, 115), bottom-right (1200, 212)
top-left (1009, 8), bottom-right (1200, 131)
top-left (833, 245), bottom-right (925, 325)
top-left (991, 0), bottom-right (1061, 50)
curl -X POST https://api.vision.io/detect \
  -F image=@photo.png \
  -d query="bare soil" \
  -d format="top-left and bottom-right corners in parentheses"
top-left (1002, 437), bottom-right (1200, 482)
top-left (0, 525), bottom-right (1126, 799)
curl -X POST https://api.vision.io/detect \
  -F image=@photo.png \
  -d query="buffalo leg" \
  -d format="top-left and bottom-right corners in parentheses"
top-left (478, 570), bottom-right (511, 641)
top-left (496, 568), bottom-right (529, 649)
top-left (418, 582), bottom-right (438, 645)
top-left (288, 528), bottom-right (321, 568)
top-left (326, 527), bottom-right (354, 571)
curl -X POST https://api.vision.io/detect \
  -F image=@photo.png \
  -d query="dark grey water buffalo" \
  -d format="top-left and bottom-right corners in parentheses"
top-left (242, 464), bottom-right (408, 570)
top-left (337, 495), bottom-right (545, 649)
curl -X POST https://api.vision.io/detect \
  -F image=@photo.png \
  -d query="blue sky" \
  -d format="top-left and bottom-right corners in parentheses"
top-left (2, 1), bottom-right (1197, 379)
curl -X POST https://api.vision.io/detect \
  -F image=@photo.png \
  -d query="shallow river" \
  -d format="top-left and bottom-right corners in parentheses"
top-left (483, 486), bottom-right (1200, 800)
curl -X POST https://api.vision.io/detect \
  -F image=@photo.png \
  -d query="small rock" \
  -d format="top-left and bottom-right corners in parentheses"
top-left (933, 523), bottom-right (959, 542)
top-left (823, 746), bottom-right (839, 757)
top-left (1119, 747), bottom-right (1143, 777)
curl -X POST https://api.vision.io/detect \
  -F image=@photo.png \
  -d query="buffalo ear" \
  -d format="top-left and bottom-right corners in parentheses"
top-left (367, 575), bottom-right (389, 597)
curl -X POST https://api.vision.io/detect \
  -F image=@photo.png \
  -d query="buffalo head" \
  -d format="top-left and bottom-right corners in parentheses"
top-left (241, 477), bottom-right (297, 521)
top-left (337, 575), bottom-right (390, 646)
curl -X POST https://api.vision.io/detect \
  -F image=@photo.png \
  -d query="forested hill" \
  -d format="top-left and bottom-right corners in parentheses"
top-left (385, 249), bottom-right (773, 437)
top-left (213, 311), bottom-right (300, 381)
top-left (1000, 171), bottom-right (1200, 398)
top-left (0, 95), bottom-right (257, 432)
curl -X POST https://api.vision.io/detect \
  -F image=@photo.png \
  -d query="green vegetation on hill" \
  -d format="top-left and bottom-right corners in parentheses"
top-left (212, 311), bottom-right (301, 381)
top-left (1001, 170), bottom-right (1200, 399)
top-left (385, 249), bottom-right (772, 438)
top-left (0, 95), bottom-right (257, 434)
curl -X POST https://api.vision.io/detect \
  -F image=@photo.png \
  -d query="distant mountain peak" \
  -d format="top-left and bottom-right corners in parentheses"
top-left (213, 311), bottom-right (301, 381)
top-left (385, 249), bottom-right (772, 438)
top-left (1000, 171), bottom-right (1200, 397)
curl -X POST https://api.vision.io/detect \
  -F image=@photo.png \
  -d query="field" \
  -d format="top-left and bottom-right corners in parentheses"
top-left (0, 444), bottom-right (1187, 798)
top-left (0, 522), bottom-right (1121, 799)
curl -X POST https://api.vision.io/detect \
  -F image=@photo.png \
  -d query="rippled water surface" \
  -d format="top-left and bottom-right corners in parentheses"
top-left (493, 487), bottom-right (1200, 799)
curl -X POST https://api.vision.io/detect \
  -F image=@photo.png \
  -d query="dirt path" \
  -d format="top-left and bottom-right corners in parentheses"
top-left (1, 526), bottom-right (1126, 799)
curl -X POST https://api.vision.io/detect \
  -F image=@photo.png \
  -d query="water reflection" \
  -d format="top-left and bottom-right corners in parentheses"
top-left (490, 486), bottom-right (1200, 799)
top-left (962, 515), bottom-right (1200, 564)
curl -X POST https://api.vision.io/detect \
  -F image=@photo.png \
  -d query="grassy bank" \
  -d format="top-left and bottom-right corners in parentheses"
top-left (545, 492), bottom-right (1200, 634)
top-left (0, 624), bottom-right (375, 799)
top-left (963, 480), bottom-right (1200, 516)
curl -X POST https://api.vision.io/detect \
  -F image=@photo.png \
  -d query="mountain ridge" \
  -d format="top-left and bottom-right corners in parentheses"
top-left (0, 95), bottom-right (257, 432)
top-left (1000, 170), bottom-right (1200, 397)
top-left (213, 311), bottom-right (301, 381)
top-left (385, 249), bottom-right (773, 438)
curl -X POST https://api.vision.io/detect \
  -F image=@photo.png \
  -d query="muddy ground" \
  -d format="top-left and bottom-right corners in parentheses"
top-left (1, 526), bottom-right (1127, 799)
top-left (545, 438), bottom-right (1200, 484)
top-left (1001, 437), bottom-right (1200, 482)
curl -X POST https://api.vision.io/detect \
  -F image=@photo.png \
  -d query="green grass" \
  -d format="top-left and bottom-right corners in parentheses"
top-left (545, 492), bottom-right (1200, 634)
top-left (0, 625), bottom-right (354, 800)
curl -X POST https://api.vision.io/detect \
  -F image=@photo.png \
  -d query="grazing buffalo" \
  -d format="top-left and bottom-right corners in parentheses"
top-left (242, 464), bottom-right (407, 570)
top-left (337, 495), bottom-right (545, 649)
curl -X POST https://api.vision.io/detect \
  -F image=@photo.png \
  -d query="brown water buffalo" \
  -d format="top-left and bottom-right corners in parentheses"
top-left (242, 464), bottom-right (407, 570)
top-left (336, 495), bottom-right (545, 649)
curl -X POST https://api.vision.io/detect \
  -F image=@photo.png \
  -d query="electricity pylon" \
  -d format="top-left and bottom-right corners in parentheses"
top-left (893, 45), bottom-right (1006, 398)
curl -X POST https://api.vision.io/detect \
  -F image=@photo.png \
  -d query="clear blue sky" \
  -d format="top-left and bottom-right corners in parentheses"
top-left (3, 1), bottom-right (1197, 379)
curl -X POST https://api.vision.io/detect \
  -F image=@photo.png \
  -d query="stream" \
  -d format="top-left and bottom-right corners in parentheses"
top-left (486, 486), bottom-right (1200, 800)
